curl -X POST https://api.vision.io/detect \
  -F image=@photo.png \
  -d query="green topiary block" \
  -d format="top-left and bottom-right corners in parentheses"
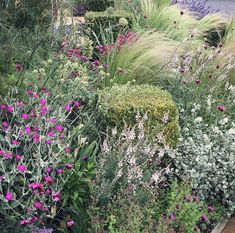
top-left (98, 84), bottom-right (180, 147)
top-left (86, 0), bottom-right (114, 12)
top-left (85, 10), bottom-right (134, 43)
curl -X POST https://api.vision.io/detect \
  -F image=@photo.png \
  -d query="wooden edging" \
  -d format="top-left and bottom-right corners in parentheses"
top-left (211, 217), bottom-right (231, 233)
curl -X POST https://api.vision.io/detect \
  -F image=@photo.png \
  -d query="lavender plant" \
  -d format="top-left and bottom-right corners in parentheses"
top-left (172, 0), bottom-right (217, 19)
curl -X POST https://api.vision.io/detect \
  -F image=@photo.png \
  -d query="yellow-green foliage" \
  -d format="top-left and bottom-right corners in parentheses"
top-left (98, 84), bottom-right (180, 147)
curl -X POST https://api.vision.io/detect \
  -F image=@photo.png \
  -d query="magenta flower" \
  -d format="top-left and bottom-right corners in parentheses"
top-left (21, 113), bottom-right (29, 120)
top-left (33, 134), bottom-right (40, 143)
top-left (33, 201), bottom-right (43, 209)
top-left (5, 192), bottom-right (13, 201)
top-left (208, 205), bottom-right (214, 212)
top-left (40, 99), bottom-right (47, 105)
top-left (44, 176), bottom-right (53, 184)
top-left (45, 189), bottom-right (51, 194)
top-left (25, 127), bottom-right (31, 134)
top-left (169, 213), bottom-right (175, 220)
top-left (64, 105), bottom-right (72, 112)
top-left (47, 132), bottom-right (54, 137)
top-left (0, 150), bottom-right (4, 156)
top-left (16, 154), bottom-right (23, 159)
top-left (46, 167), bottom-right (52, 174)
top-left (0, 104), bottom-right (7, 110)
top-left (12, 139), bottom-right (19, 145)
top-left (2, 121), bottom-right (9, 128)
top-left (52, 192), bottom-right (61, 202)
top-left (73, 101), bottom-right (81, 107)
top-left (55, 125), bottom-right (63, 132)
top-left (195, 80), bottom-right (201, 84)
top-left (64, 147), bottom-right (70, 153)
top-left (66, 219), bottom-right (75, 228)
top-left (4, 152), bottom-right (12, 159)
top-left (7, 105), bottom-right (14, 112)
top-left (50, 118), bottom-right (57, 124)
top-left (17, 101), bottom-right (24, 107)
top-left (17, 164), bottom-right (27, 173)
top-left (20, 219), bottom-right (30, 225)
top-left (56, 168), bottom-right (64, 174)
top-left (29, 182), bottom-right (43, 191)
top-left (201, 214), bottom-right (209, 222)
top-left (66, 163), bottom-right (73, 170)
top-left (46, 140), bottom-right (52, 145)
top-left (16, 64), bottom-right (23, 72)
top-left (217, 105), bottom-right (225, 112)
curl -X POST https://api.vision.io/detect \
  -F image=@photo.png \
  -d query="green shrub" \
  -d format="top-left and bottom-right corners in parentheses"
top-left (85, 10), bottom-right (134, 43)
top-left (98, 84), bottom-right (179, 147)
top-left (86, 0), bottom-right (114, 12)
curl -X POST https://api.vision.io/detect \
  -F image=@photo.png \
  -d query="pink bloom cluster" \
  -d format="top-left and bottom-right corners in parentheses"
top-left (0, 88), bottom-right (75, 228)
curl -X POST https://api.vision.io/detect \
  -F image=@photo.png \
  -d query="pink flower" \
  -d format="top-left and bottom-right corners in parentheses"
top-left (7, 105), bottom-right (14, 113)
top-left (29, 182), bottom-right (43, 191)
top-left (21, 113), bottom-right (29, 120)
top-left (34, 127), bottom-right (39, 132)
top-left (47, 131), bottom-right (54, 137)
top-left (4, 152), bottom-right (12, 159)
top-left (25, 127), bottom-right (31, 134)
top-left (12, 139), bottom-right (19, 145)
top-left (0, 104), bottom-right (7, 110)
top-left (46, 167), bottom-right (52, 173)
top-left (16, 154), bottom-right (23, 159)
top-left (55, 125), bottom-right (63, 132)
top-left (20, 219), bottom-right (30, 225)
top-left (40, 99), bottom-right (47, 105)
top-left (46, 140), bottom-right (52, 145)
top-left (17, 101), bottom-right (24, 107)
top-left (59, 134), bottom-right (64, 140)
top-left (52, 192), bottom-right (61, 202)
top-left (0, 176), bottom-right (4, 182)
top-left (51, 118), bottom-right (57, 124)
top-left (5, 192), bottom-right (13, 201)
top-left (56, 168), bottom-right (64, 174)
top-left (45, 189), bottom-right (51, 194)
top-left (217, 105), bottom-right (225, 112)
top-left (64, 147), bottom-right (70, 153)
top-left (208, 205), bottom-right (214, 212)
top-left (33, 134), bottom-right (40, 143)
top-left (66, 163), bottom-right (73, 170)
top-left (64, 105), bottom-right (72, 112)
top-left (44, 176), bottom-right (53, 184)
top-left (73, 101), bottom-right (81, 107)
top-left (16, 64), bottom-right (23, 72)
top-left (2, 121), bottom-right (8, 128)
top-left (169, 213), bottom-right (175, 220)
top-left (17, 164), bottom-right (27, 173)
top-left (66, 219), bottom-right (75, 228)
top-left (33, 201), bottom-right (43, 209)
top-left (0, 150), bottom-right (4, 156)
top-left (201, 214), bottom-right (209, 222)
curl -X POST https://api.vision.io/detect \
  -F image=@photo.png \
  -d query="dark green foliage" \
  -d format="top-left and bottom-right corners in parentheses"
top-left (85, 10), bottom-right (134, 43)
top-left (86, 0), bottom-right (114, 12)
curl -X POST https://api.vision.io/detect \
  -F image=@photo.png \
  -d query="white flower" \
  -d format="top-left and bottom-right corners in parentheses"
top-left (194, 117), bottom-right (203, 123)
top-left (228, 128), bottom-right (235, 135)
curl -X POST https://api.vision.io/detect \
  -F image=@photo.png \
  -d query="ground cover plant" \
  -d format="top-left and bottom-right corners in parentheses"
top-left (0, 0), bottom-right (235, 232)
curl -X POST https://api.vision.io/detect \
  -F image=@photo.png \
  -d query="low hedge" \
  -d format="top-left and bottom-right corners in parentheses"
top-left (98, 84), bottom-right (180, 147)
top-left (86, 0), bottom-right (114, 12)
top-left (85, 10), bottom-right (134, 43)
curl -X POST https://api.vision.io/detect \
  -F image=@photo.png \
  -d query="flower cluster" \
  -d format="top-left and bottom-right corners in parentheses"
top-left (0, 87), bottom-right (77, 228)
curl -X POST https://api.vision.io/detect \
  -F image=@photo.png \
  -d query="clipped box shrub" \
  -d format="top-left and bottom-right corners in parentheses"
top-left (86, 0), bottom-right (114, 12)
top-left (98, 84), bottom-right (180, 147)
top-left (85, 10), bottom-right (134, 42)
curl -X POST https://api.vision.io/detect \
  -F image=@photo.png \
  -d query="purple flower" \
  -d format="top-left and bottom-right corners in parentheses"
top-left (169, 213), bottom-right (175, 220)
top-left (201, 214), bottom-right (209, 222)
top-left (208, 205), bottom-right (214, 212)
top-left (16, 64), bottom-right (23, 72)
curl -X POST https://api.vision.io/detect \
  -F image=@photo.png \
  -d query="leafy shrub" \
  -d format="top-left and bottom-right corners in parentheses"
top-left (86, 0), bottom-right (114, 12)
top-left (90, 116), bottom-right (172, 232)
top-left (98, 84), bottom-right (179, 147)
top-left (85, 10), bottom-right (134, 43)
top-left (156, 181), bottom-right (225, 233)
top-left (0, 87), bottom-right (83, 231)
top-left (170, 116), bottom-right (235, 213)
